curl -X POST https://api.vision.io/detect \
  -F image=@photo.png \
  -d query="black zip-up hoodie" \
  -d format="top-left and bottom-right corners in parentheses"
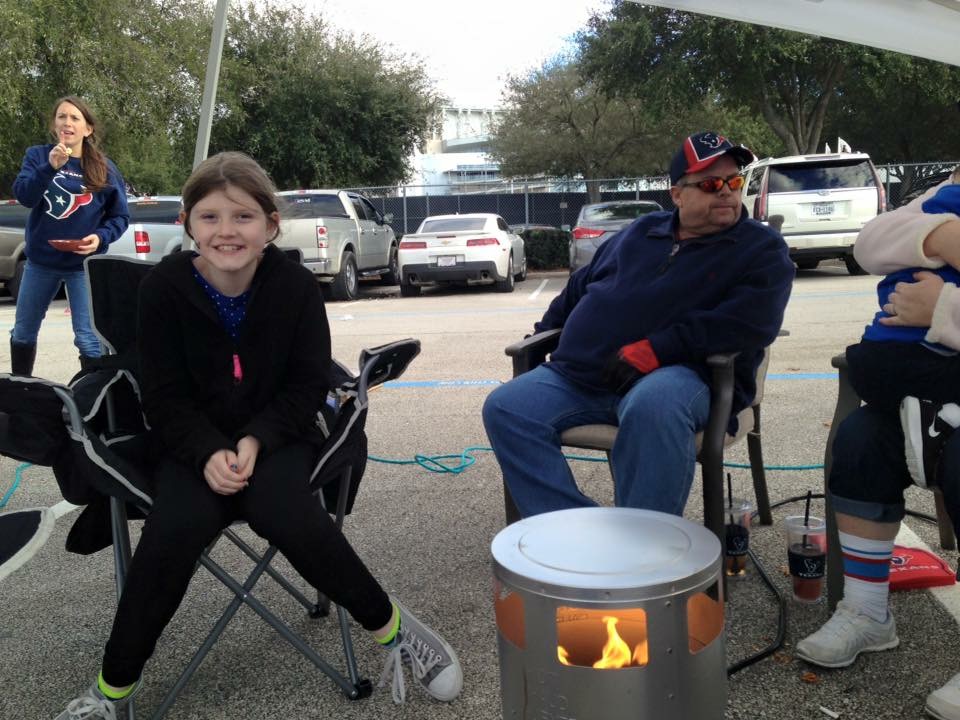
top-left (137, 244), bottom-right (330, 472)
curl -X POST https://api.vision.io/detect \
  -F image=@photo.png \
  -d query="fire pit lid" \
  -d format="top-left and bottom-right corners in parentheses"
top-left (492, 507), bottom-right (720, 601)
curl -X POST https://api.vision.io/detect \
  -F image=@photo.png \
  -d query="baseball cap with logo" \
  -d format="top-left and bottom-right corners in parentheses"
top-left (669, 131), bottom-right (756, 185)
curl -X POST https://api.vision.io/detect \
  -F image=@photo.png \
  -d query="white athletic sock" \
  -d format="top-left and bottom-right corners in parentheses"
top-left (839, 531), bottom-right (894, 623)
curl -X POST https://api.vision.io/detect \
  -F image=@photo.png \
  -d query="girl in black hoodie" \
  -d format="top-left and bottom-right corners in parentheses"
top-left (52, 153), bottom-right (461, 719)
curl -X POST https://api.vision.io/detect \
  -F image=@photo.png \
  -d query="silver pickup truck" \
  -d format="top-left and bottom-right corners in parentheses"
top-left (276, 190), bottom-right (398, 301)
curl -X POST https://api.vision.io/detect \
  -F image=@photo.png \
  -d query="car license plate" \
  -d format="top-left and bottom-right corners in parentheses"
top-left (812, 202), bottom-right (834, 216)
top-left (437, 255), bottom-right (457, 267)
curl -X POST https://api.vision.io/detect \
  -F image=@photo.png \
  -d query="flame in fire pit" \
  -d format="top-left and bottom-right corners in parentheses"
top-left (593, 616), bottom-right (632, 669)
top-left (556, 608), bottom-right (648, 668)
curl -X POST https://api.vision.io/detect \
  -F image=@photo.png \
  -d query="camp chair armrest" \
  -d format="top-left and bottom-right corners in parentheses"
top-left (505, 328), bottom-right (562, 377)
top-left (705, 352), bottom-right (738, 371)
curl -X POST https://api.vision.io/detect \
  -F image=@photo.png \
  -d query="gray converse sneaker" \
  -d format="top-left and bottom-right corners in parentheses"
top-left (378, 599), bottom-right (463, 703)
top-left (795, 601), bottom-right (899, 668)
top-left (927, 671), bottom-right (960, 720)
top-left (54, 679), bottom-right (141, 720)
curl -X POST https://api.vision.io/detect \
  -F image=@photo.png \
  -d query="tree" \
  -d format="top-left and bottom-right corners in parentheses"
top-left (211, 2), bottom-right (443, 190)
top-left (0, 0), bottom-right (210, 195)
top-left (0, 0), bottom-right (442, 196)
top-left (824, 51), bottom-right (960, 198)
top-left (578, 2), bottom-right (867, 156)
top-left (489, 60), bottom-right (679, 201)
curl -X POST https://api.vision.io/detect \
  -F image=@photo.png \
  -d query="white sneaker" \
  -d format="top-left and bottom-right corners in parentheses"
top-left (53, 679), bottom-right (142, 720)
top-left (795, 601), bottom-right (899, 668)
top-left (927, 672), bottom-right (960, 720)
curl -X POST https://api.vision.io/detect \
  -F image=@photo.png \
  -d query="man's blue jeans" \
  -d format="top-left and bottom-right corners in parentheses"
top-left (11, 260), bottom-right (101, 356)
top-left (482, 363), bottom-right (711, 518)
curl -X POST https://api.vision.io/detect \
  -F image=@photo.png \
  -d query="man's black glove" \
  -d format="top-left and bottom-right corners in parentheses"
top-left (602, 339), bottom-right (660, 395)
top-left (602, 354), bottom-right (645, 395)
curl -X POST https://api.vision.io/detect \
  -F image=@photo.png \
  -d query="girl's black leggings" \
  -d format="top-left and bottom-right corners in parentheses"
top-left (101, 442), bottom-right (392, 686)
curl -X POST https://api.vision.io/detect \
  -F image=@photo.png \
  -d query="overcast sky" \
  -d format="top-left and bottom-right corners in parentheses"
top-left (295, 0), bottom-right (608, 108)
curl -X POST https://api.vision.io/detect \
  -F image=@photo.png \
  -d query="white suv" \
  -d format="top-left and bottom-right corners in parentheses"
top-left (742, 152), bottom-right (885, 274)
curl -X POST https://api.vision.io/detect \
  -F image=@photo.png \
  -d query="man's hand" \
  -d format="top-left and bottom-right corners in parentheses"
top-left (880, 271), bottom-right (944, 327)
top-left (603, 355), bottom-right (646, 394)
top-left (203, 449), bottom-right (248, 495)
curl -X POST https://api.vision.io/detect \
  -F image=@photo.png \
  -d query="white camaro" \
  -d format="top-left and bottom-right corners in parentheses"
top-left (397, 213), bottom-right (527, 296)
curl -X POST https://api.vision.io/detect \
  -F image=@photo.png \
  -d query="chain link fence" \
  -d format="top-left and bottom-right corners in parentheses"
top-left (348, 161), bottom-right (957, 238)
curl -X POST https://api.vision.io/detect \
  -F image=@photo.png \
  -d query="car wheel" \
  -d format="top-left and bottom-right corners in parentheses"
top-left (796, 259), bottom-right (819, 270)
top-left (495, 255), bottom-right (515, 293)
top-left (7, 259), bottom-right (25, 303)
top-left (515, 254), bottom-right (527, 281)
top-left (330, 250), bottom-right (359, 300)
top-left (400, 281), bottom-right (421, 297)
top-left (844, 254), bottom-right (868, 276)
top-left (379, 245), bottom-right (399, 285)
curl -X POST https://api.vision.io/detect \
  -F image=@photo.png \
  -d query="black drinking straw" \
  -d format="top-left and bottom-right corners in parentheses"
top-left (727, 473), bottom-right (734, 524)
top-left (802, 489), bottom-right (812, 547)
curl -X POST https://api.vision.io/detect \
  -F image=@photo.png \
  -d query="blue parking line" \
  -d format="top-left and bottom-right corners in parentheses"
top-left (767, 372), bottom-right (838, 380)
top-left (384, 373), bottom-right (838, 389)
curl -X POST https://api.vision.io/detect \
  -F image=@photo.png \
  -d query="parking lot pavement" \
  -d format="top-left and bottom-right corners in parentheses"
top-left (1, 264), bottom-right (959, 719)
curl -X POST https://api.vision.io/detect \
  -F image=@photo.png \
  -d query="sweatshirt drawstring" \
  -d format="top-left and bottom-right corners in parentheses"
top-left (232, 353), bottom-right (242, 384)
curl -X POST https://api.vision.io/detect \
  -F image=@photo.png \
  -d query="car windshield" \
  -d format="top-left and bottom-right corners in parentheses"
top-left (129, 200), bottom-right (181, 224)
top-left (767, 160), bottom-right (876, 193)
top-left (420, 218), bottom-right (488, 232)
top-left (583, 204), bottom-right (660, 221)
top-left (281, 194), bottom-right (350, 219)
top-left (0, 202), bottom-right (30, 228)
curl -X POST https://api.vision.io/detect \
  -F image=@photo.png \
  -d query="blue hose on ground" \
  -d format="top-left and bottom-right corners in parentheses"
top-left (367, 447), bottom-right (824, 473)
top-left (0, 463), bottom-right (31, 510)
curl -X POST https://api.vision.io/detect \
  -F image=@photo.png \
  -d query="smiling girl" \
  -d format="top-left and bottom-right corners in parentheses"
top-left (11, 95), bottom-right (129, 376)
top-left (51, 152), bottom-right (461, 719)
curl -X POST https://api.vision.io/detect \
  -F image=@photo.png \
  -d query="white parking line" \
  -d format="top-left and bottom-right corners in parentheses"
top-left (896, 521), bottom-right (960, 622)
top-left (528, 279), bottom-right (548, 301)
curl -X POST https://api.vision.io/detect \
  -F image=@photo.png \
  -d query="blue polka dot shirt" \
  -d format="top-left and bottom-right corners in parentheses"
top-left (192, 265), bottom-right (250, 341)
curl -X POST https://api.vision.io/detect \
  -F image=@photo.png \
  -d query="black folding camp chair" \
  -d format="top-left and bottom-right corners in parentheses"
top-left (0, 253), bottom-right (421, 718)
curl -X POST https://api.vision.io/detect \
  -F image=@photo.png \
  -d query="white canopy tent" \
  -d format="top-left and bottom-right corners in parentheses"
top-left (631, 0), bottom-right (960, 66)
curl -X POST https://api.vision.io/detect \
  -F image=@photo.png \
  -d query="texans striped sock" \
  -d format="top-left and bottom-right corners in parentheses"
top-left (839, 531), bottom-right (894, 623)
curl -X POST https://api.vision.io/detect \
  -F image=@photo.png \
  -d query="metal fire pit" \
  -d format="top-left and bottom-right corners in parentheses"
top-left (491, 507), bottom-right (726, 720)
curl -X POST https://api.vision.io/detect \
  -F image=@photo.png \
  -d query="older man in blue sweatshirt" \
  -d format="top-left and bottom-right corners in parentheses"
top-left (483, 131), bottom-right (794, 518)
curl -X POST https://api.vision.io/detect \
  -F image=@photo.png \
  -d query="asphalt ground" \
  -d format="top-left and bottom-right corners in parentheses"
top-left (1, 262), bottom-right (958, 720)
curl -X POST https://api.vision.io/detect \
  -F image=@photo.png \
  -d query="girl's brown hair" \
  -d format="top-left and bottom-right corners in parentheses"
top-left (50, 95), bottom-right (110, 193)
top-left (181, 152), bottom-right (281, 241)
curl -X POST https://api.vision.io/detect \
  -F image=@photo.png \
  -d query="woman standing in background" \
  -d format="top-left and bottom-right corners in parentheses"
top-left (10, 95), bottom-right (129, 375)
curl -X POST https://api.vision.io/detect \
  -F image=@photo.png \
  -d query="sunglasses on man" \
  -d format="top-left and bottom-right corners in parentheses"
top-left (677, 174), bottom-right (746, 193)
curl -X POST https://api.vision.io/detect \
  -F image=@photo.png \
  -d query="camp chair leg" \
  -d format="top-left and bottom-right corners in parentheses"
top-left (109, 497), bottom-right (132, 599)
top-left (337, 603), bottom-right (372, 697)
top-left (152, 548), bottom-right (366, 719)
top-left (934, 489), bottom-right (957, 551)
top-left (747, 405), bottom-right (773, 526)
top-left (222, 527), bottom-right (318, 613)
